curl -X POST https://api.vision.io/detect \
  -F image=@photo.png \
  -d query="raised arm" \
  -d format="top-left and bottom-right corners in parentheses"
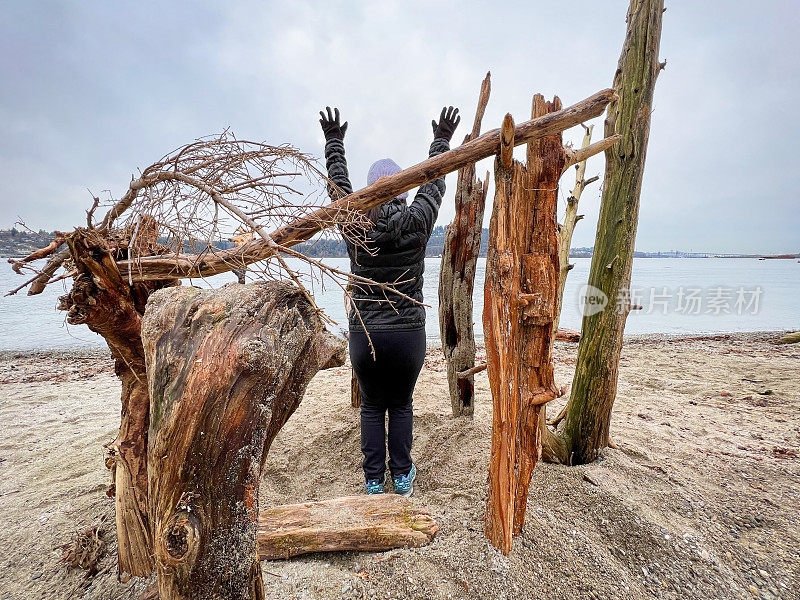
top-left (406, 106), bottom-right (461, 238)
top-left (319, 106), bottom-right (352, 201)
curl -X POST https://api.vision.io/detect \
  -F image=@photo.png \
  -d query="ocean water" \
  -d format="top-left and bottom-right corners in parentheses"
top-left (0, 257), bottom-right (797, 350)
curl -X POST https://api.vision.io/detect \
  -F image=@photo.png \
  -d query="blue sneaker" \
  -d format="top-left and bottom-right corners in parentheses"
top-left (365, 475), bottom-right (386, 495)
top-left (393, 464), bottom-right (416, 498)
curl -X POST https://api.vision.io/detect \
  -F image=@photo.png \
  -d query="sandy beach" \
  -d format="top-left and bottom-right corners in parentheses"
top-left (0, 333), bottom-right (798, 600)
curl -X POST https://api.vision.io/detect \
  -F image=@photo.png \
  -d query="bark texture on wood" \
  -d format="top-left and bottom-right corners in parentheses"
top-left (115, 89), bottom-right (617, 283)
top-left (439, 72), bottom-right (491, 417)
top-left (561, 0), bottom-right (664, 464)
top-left (483, 97), bottom-right (565, 554)
top-left (257, 495), bottom-right (438, 560)
top-left (57, 225), bottom-right (171, 576)
top-left (142, 281), bottom-right (346, 600)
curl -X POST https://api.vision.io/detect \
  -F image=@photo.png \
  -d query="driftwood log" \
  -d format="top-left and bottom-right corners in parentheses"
top-left (141, 281), bottom-right (346, 600)
top-left (483, 96), bottom-right (566, 554)
top-left (555, 327), bottom-right (581, 342)
top-left (115, 89), bottom-right (617, 283)
top-left (257, 495), bottom-right (438, 560)
top-left (439, 72), bottom-right (491, 417)
top-left (556, 0), bottom-right (665, 465)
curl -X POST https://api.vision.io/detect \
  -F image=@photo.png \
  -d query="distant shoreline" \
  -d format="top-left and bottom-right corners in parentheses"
top-left (2, 227), bottom-right (797, 260)
top-left (1, 330), bottom-right (794, 356)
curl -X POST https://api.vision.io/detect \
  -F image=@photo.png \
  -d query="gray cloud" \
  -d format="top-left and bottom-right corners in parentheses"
top-left (1, 0), bottom-right (798, 253)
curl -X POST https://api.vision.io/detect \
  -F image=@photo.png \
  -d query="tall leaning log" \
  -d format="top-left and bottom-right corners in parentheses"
top-left (561, 0), bottom-right (665, 464)
top-left (116, 89), bottom-right (617, 283)
top-left (142, 281), bottom-right (346, 600)
top-left (439, 72), bottom-right (491, 417)
top-left (483, 101), bottom-right (564, 554)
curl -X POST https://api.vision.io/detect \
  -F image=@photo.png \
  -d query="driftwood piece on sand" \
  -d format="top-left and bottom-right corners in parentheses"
top-left (483, 96), bottom-right (566, 554)
top-left (777, 331), bottom-right (800, 344)
top-left (257, 495), bottom-right (438, 560)
top-left (439, 72), bottom-right (491, 417)
top-left (142, 281), bottom-right (346, 600)
top-left (556, 327), bottom-right (581, 342)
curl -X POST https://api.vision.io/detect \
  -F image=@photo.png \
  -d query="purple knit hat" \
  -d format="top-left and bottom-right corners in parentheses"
top-left (367, 158), bottom-right (408, 200)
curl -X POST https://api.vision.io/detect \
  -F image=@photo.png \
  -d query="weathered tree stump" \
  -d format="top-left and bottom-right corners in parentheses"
top-left (58, 223), bottom-right (172, 576)
top-left (257, 495), bottom-right (438, 559)
top-left (439, 72), bottom-right (491, 417)
top-left (483, 96), bottom-right (565, 554)
top-left (141, 281), bottom-right (346, 600)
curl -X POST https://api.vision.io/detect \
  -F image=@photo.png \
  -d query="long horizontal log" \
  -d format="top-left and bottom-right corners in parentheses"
top-left (117, 88), bottom-right (617, 282)
top-left (257, 495), bottom-right (438, 560)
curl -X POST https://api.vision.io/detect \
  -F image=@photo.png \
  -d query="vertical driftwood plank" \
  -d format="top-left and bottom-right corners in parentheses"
top-left (142, 282), bottom-right (345, 600)
top-left (513, 95), bottom-right (565, 534)
top-left (484, 97), bottom-right (565, 553)
top-left (438, 72), bottom-right (491, 417)
top-left (484, 114), bottom-right (522, 554)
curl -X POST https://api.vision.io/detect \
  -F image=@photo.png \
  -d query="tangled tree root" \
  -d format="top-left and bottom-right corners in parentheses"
top-left (61, 525), bottom-right (106, 576)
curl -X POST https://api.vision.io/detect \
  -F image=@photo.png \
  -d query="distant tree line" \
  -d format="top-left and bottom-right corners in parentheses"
top-left (0, 227), bottom-right (738, 259)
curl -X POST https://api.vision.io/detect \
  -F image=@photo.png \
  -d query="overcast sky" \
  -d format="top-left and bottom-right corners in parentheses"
top-left (1, 1), bottom-right (798, 253)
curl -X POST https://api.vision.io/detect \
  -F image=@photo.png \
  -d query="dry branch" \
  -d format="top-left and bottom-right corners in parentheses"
top-left (8, 233), bottom-right (65, 274)
top-left (562, 134), bottom-right (621, 172)
top-left (554, 125), bottom-right (599, 334)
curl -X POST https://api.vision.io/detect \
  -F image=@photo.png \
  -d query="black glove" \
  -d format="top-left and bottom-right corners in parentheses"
top-left (431, 106), bottom-right (460, 142)
top-left (319, 106), bottom-right (348, 141)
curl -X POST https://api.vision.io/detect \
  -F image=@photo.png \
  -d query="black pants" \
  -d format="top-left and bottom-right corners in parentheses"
top-left (349, 328), bottom-right (426, 481)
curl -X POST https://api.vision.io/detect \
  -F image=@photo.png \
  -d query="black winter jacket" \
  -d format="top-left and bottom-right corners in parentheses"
top-left (324, 136), bottom-right (450, 332)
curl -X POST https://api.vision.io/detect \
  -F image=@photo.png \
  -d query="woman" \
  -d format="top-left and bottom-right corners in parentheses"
top-left (320, 105), bottom-right (460, 496)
